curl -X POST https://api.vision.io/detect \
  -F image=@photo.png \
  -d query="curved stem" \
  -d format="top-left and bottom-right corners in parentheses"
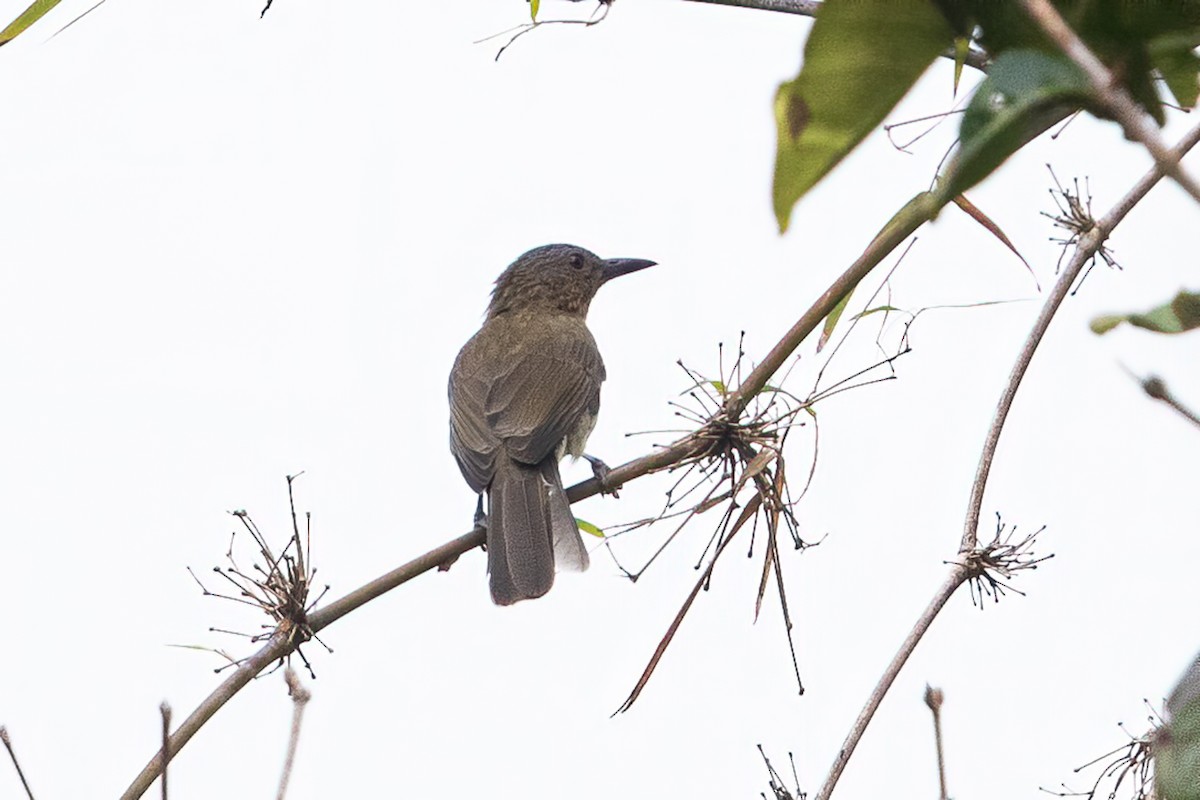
top-left (817, 120), bottom-right (1200, 800)
top-left (961, 119), bottom-right (1200, 551)
top-left (813, 566), bottom-right (967, 800)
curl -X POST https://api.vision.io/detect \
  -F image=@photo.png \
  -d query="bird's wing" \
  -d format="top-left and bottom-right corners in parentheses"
top-left (483, 321), bottom-right (605, 467)
top-left (449, 351), bottom-right (501, 494)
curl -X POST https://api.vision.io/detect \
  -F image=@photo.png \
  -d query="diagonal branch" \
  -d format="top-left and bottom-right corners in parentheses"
top-left (814, 566), bottom-right (966, 800)
top-left (118, 189), bottom-right (938, 798)
top-left (722, 192), bottom-right (938, 419)
top-left (124, 98), bottom-right (1106, 798)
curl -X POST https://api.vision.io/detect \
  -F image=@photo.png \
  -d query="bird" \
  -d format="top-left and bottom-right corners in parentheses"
top-left (448, 244), bottom-right (656, 605)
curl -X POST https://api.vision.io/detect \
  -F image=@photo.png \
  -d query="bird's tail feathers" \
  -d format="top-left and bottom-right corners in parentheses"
top-left (487, 457), bottom-right (587, 605)
top-left (544, 458), bottom-right (589, 573)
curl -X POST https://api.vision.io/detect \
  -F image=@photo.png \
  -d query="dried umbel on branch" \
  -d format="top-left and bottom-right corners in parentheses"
top-left (956, 513), bottom-right (1052, 608)
top-left (609, 339), bottom-right (819, 713)
top-left (609, 340), bottom-right (815, 573)
top-left (1042, 719), bottom-right (1157, 800)
top-left (186, 474), bottom-right (330, 678)
top-left (1040, 166), bottom-right (1120, 292)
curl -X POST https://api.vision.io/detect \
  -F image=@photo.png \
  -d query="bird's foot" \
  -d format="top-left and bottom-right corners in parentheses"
top-left (473, 494), bottom-right (489, 532)
top-left (441, 495), bottom-right (487, 572)
top-left (584, 454), bottom-right (621, 498)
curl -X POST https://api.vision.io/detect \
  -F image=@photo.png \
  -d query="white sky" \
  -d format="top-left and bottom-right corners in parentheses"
top-left (0, 1), bottom-right (1196, 799)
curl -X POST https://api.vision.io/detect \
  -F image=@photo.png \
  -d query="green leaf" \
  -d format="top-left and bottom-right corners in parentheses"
top-left (576, 519), bottom-right (604, 538)
top-left (1150, 35), bottom-right (1200, 109)
top-left (939, 50), bottom-right (1090, 200)
top-left (817, 289), bottom-right (853, 353)
top-left (1091, 290), bottom-right (1200, 335)
top-left (530, 0), bottom-right (540, 21)
top-left (1156, 652), bottom-right (1200, 800)
top-left (852, 304), bottom-right (903, 320)
top-left (0, 0), bottom-right (61, 46)
top-left (953, 35), bottom-right (969, 95)
top-left (772, 0), bottom-right (952, 232)
top-left (1088, 315), bottom-right (1124, 335)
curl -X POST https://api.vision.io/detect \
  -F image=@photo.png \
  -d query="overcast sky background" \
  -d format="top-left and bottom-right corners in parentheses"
top-left (0, 1), bottom-right (1196, 798)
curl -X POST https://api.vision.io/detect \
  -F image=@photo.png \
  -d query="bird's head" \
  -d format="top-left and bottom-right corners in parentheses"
top-left (488, 244), bottom-right (655, 319)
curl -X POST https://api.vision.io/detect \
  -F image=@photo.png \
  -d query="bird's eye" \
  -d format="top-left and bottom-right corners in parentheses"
top-left (569, 253), bottom-right (584, 269)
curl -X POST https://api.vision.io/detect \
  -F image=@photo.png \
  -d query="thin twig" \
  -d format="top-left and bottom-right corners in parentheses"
top-left (1137, 374), bottom-right (1200, 430)
top-left (277, 669), bottom-right (311, 800)
top-left (46, 0), bottom-right (106, 42)
top-left (0, 727), bottom-right (35, 800)
top-left (924, 685), bottom-right (948, 800)
top-left (680, 0), bottom-right (990, 71)
top-left (962, 119), bottom-right (1200, 552)
top-left (1017, 0), bottom-right (1200, 204)
top-left (159, 703), bottom-right (171, 800)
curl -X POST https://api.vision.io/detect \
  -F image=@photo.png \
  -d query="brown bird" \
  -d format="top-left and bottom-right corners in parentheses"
top-left (448, 244), bottom-right (656, 605)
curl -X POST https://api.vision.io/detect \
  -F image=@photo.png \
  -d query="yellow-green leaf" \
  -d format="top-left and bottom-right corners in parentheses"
top-left (1150, 35), bottom-right (1200, 109)
top-left (0, 0), bottom-right (61, 46)
top-left (772, 0), bottom-right (952, 232)
top-left (530, 0), bottom-right (540, 21)
top-left (1091, 290), bottom-right (1200, 335)
top-left (953, 36), bottom-right (969, 96)
top-left (852, 305), bottom-right (902, 320)
top-left (1089, 315), bottom-right (1124, 335)
top-left (1156, 652), bottom-right (1200, 800)
top-left (576, 519), bottom-right (604, 538)
top-left (817, 289), bottom-right (853, 353)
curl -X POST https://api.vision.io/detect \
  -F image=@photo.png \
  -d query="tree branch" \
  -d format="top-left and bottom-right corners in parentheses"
top-left (125, 83), bottom-right (1189, 800)
top-left (117, 190), bottom-right (939, 797)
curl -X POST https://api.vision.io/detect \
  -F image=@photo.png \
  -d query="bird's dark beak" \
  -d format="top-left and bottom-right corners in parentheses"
top-left (601, 257), bottom-right (657, 283)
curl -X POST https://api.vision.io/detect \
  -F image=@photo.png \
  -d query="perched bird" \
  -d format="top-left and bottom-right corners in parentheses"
top-left (448, 244), bottom-right (656, 605)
